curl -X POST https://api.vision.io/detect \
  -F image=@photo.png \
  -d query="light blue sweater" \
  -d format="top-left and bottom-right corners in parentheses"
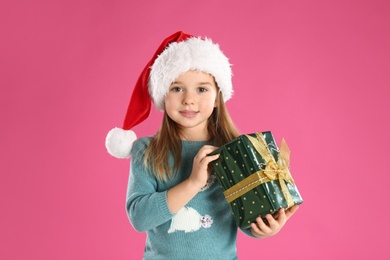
top-left (126, 137), bottom-right (253, 260)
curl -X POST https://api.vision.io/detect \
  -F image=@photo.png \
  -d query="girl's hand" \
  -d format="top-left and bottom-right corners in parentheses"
top-left (250, 205), bottom-right (299, 238)
top-left (188, 145), bottom-right (219, 190)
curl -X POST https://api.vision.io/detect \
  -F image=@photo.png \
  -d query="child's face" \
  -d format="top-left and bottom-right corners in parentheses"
top-left (164, 70), bottom-right (218, 139)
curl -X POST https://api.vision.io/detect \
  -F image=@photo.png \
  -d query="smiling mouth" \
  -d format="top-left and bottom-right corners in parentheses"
top-left (179, 110), bottom-right (199, 118)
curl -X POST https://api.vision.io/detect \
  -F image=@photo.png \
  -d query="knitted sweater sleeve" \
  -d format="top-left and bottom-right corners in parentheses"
top-left (125, 138), bottom-right (173, 232)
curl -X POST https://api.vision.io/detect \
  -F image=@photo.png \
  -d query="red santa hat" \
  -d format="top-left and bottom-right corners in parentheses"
top-left (105, 31), bottom-right (233, 158)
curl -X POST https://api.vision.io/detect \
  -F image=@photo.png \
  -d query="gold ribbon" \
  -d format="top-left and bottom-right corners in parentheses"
top-left (223, 133), bottom-right (295, 208)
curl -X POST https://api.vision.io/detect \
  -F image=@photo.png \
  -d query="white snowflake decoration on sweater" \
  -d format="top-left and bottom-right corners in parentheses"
top-left (168, 207), bottom-right (213, 233)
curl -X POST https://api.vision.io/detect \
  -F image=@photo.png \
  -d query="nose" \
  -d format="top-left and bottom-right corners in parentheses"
top-left (182, 91), bottom-right (195, 105)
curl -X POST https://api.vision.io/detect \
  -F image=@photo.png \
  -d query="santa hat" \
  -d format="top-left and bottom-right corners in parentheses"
top-left (105, 31), bottom-right (233, 158)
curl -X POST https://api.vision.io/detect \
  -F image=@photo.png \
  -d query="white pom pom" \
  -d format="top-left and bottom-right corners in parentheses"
top-left (105, 128), bottom-right (137, 158)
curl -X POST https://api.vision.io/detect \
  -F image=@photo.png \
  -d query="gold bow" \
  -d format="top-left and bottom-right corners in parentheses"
top-left (223, 133), bottom-right (295, 208)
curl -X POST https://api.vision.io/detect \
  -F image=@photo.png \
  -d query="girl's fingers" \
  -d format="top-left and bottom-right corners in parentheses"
top-left (250, 223), bottom-right (266, 237)
top-left (190, 145), bottom-right (220, 189)
top-left (199, 145), bottom-right (219, 155)
top-left (264, 213), bottom-right (280, 230)
top-left (253, 217), bottom-right (271, 233)
top-left (194, 145), bottom-right (219, 164)
top-left (202, 153), bottom-right (220, 163)
top-left (251, 206), bottom-right (299, 238)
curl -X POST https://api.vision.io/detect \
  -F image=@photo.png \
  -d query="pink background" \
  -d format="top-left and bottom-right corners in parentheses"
top-left (1, 0), bottom-right (389, 259)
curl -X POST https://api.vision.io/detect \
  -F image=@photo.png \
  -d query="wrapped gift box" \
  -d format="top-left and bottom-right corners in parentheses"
top-left (210, 131), bottom-right (303, 229)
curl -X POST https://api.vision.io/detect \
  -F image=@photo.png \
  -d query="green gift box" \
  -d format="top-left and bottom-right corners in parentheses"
top-left (210, 131), bottom-right (303, 229)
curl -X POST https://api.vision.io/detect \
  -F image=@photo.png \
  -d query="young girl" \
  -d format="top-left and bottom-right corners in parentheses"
top-left (106, 31), bottom-right (299, 259)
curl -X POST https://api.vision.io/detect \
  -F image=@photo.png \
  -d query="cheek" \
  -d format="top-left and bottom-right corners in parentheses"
top-left (163, 95), bottom-right (180, 116)
top-left (200, 97), bottom-right (218, 112)
top-left (205, 94), bottom-right (218, 106)
top-left (164, 95), bottom-right (175, 107)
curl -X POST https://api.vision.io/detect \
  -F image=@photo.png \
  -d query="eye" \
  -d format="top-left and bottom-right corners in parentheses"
top-left (170, 86), bottom-right (183, 92)
top-left (198, 87), bottom-right (208, 93)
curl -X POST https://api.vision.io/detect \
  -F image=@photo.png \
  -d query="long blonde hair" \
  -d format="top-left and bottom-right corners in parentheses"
top-left (144, 90), bottom-right (239, 181)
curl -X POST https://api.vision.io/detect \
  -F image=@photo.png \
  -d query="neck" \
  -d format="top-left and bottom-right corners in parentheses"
top-left (179, 128), bottom-right (209, 141)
